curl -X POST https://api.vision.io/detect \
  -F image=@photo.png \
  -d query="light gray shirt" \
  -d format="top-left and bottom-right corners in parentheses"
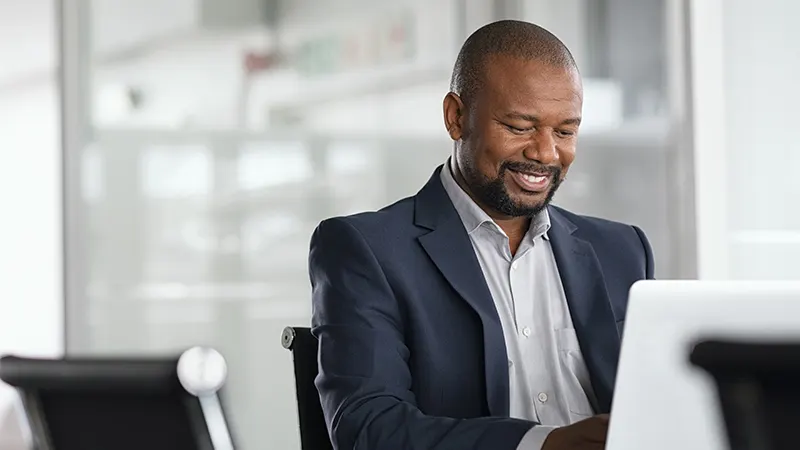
top-left (440, 161), bottom-right (596, 449)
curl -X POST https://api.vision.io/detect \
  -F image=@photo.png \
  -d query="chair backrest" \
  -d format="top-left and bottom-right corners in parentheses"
top-left (282, 327), bottom-right (333, 450)
top-left (0, 350), bottom-right (234, 450)
top-left (690, 340), bottom-right (800, 450)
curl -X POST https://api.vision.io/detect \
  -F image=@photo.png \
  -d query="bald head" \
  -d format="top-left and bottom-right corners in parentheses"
top-left (442, 20), bottom-right (582, 222)
top-left (450, 20), bottom-right (577, 105)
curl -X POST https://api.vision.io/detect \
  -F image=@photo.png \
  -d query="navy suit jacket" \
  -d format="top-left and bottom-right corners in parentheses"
top-left (309, 166), bottom-right (654, 450)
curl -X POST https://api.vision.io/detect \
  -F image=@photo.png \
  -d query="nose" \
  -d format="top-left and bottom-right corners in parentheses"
top-left (523, 131), bottom-right (558, 164)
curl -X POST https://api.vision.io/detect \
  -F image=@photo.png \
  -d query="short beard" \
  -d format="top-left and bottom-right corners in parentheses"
top-left (464, 160), bottom-right (562, 217)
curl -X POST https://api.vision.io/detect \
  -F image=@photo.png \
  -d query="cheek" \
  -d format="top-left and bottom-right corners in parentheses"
top-left (462, 143), bottom-right (502, 181)
top-left (469, 124), bottom-right (526, 175)
top-left (475, 150), bottom-right (503, 178)
top-left (480, 140), bottom-right (527, 175)
top-left (558, 146), bottom-right (577, 169)
top-left (475, 139), bottom-right (515, 172)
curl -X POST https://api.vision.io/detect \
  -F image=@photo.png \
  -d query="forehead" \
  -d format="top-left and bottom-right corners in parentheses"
top-left (479, 54), bottom-right (583, 112)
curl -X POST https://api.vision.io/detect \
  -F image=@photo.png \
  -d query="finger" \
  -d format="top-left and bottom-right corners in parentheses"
top-left (584, 434), bottom-right (607, 444)
top-left (585, 419), bottom-right (610, 443)
top-left (587, 416), bottom-right (610, 434)
top-left (598, 422), bottom-right (609, 441)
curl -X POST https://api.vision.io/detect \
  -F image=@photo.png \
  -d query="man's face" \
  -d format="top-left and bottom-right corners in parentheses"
top-left (444, 55), bottom-right (583, 218)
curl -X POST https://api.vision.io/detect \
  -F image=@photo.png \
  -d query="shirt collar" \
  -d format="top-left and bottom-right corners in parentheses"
top-left (439, 158), bottom-right (551, 241)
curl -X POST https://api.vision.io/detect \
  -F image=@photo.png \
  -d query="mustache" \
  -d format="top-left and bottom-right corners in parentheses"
top-left (500, 161), bottom-right (561, 177)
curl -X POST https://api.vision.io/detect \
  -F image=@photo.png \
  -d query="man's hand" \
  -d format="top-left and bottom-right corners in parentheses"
top-left (541, 414), bottom-right (609, 450)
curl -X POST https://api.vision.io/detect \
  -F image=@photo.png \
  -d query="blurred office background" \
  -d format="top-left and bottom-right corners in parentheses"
top-left (0, 0), bottom-right (798, 448)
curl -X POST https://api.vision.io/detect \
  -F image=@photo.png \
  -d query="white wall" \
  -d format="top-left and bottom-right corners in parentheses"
top-left (691, 0), bottom-right (800, 279)
top-left (689, 0), bottom-right (728, 279)
top-left (0, 0), bottom-right (63, 445)
top-left (0, 83), bottom-right (63, 359)
top-left (0, 0), bottom-right (56, 86)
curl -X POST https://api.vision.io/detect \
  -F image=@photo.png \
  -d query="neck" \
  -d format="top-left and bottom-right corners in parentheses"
top-left (494, 216), bottom-right (531, 239)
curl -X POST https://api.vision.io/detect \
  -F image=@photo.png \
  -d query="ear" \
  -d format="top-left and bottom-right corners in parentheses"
top-left (443, 92), bottom-right (465, 141)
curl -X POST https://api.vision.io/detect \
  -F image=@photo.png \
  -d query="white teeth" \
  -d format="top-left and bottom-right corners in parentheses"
top-left (523, 174), bottom-right (547, 183)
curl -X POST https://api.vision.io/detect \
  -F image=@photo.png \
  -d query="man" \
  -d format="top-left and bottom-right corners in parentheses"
top-left (309, 20), bottom-right (654, 450)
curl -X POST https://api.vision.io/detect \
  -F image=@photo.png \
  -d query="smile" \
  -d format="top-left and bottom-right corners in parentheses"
top-left (509, 169), bottom-right (552, 193)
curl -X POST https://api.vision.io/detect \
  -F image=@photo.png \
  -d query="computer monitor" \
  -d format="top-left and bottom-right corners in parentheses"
top-left (606, 280), bottom-right (800, 450)
top-left (0, 347), bottom-right (235, 450)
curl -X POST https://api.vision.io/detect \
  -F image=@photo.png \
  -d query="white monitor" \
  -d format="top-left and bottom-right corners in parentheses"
top-left (606, 280), bottom-right (800, 450)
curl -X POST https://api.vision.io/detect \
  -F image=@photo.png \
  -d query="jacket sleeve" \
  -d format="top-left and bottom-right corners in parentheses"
top-left (309, 217), bottom-right (535, 450)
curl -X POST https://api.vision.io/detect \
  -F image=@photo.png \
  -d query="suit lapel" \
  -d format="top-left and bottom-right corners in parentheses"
top-left (412, 169), bottom-right (620, 415)
top-left (415, 168), bottom-right (510, 416)
top-left (548, 207), bottom-right (620, 413)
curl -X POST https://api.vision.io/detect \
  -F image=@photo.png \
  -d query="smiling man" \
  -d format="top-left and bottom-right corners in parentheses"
top-left (309, 20), bottom-right (654, 450)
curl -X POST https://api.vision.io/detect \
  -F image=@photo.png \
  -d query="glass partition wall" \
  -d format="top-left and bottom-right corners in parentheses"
top-left (61, 0), bottom-right (695, 448)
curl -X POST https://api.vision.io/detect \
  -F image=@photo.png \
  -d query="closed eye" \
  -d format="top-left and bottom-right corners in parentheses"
top-left (556, 129), bottom-right (576, 138)
top-left (505, 124), bottom-right (532, 134)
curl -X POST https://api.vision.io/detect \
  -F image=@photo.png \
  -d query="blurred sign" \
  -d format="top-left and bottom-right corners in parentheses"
top-left (292, 9), bottom-right (417, 76)
top-left (243, 51), bottom-right (281, 75)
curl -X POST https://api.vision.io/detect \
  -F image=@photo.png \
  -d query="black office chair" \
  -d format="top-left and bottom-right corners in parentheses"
top-left (0, 348), bottom-right (235, 450)
top-left (690, 340), bottom-right (800, 450)
top-left (282, 326), bottom-right (333, 450)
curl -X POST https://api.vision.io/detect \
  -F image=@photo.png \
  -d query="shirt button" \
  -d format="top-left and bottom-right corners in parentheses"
top-left (508, 360), bottom-right (514, 368)
top-left (522, 327), bottom-right (531, 337)
top-left (538, 392), bottom-right (548, 403)
top-left (511, 262), bottom-right (519, 270)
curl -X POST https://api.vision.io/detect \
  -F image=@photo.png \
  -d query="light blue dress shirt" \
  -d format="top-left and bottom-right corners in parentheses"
top-left (440, 160), bottom-right (597, 449)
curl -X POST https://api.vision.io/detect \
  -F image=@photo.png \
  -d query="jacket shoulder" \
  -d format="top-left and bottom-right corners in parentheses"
top-left (551, 205), bottom-right (642, 237)
top-left (317, 195), bottom-right (417, 240)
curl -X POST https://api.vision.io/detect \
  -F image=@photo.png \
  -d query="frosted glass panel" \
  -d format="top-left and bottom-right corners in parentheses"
top-left (64, 1), bottom-right (693, 449)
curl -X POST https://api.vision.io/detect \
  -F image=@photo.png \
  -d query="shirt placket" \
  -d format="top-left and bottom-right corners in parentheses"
top-left (512, 241), bottom-right (560, 426)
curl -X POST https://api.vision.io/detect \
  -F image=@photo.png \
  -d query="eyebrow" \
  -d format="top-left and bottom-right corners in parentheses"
top-left (503, 112), bottom-right (582, 126)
